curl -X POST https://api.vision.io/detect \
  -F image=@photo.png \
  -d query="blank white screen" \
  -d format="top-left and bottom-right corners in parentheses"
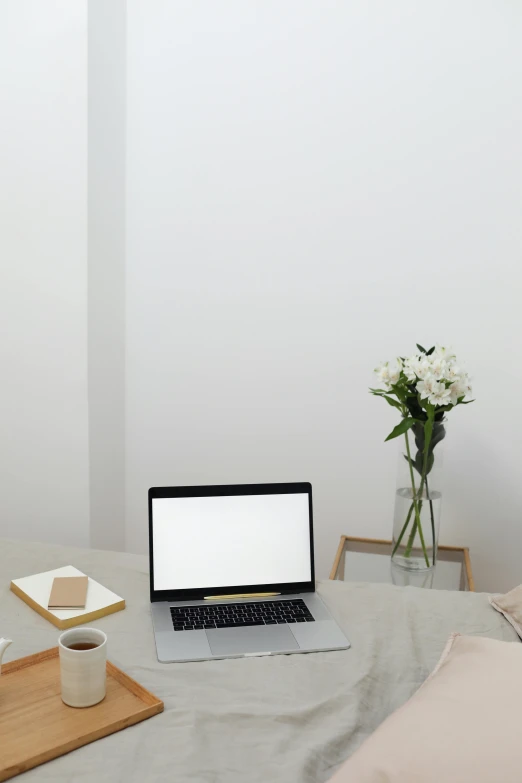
top-left (152, 493), bottom-right (311, 591)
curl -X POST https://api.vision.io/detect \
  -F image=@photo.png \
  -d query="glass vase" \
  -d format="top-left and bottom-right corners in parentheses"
top-left (391, 419), bottom-right (445, 571)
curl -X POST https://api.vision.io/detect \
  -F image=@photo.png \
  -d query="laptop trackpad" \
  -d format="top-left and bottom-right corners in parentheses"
top-left (207, 625), bottom-right (299, 656)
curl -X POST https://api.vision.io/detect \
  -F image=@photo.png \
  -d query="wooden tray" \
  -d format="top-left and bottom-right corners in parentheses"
top-left (0, 647), bottom-right (164, 782)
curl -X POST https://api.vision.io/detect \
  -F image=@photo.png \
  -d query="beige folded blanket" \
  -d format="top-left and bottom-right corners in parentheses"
top-left (490, 584), bottom-right (522, 639)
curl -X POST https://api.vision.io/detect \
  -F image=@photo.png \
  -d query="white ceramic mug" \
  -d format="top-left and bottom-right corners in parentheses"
top-left (58, 627), bottom-right (107, 708)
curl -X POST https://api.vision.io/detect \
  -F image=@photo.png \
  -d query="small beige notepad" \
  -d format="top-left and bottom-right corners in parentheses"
top-left (10, 566), bottom-right (125, 630)
top-left (48, 576), bottom-right (89, 609)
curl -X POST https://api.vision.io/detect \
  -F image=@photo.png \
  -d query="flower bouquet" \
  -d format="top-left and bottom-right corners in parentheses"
top-left (371, 344), bottom-right (473, 570)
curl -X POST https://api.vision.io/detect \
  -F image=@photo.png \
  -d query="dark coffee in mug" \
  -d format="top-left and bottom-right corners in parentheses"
top-left (66, 642), bottom-right (99, 651)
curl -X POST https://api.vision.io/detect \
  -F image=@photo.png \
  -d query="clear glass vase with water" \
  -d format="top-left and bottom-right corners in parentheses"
top-left (391, 420), bottom-right (445, 571)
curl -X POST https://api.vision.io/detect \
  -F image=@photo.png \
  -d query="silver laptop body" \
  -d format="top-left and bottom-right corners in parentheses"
top-left (149, 482), bottom-right (351, 663)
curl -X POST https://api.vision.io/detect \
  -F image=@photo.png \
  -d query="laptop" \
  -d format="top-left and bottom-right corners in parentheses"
top-left (149, 482), bottom-right (351, 662)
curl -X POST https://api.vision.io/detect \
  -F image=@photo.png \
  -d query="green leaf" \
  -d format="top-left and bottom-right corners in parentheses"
top-left (430, 423), bottom-right (446, 450)
top-left (416, 344), bottom-right (427, 354)
top-left (389, 384), bottom-right (408, 403)
top-left (404, 453), bottom-right (421, 476)
top-left (425, 412), bottom-right (434, 441)
top-left (369, 388), bottom-right (403, 410)
top-left (412, 420), bottom-right (446, 457)
top-left (385, 417), bottom-right (416, 442)
top-left (421, 411), bottom-right (435, 477)
top-left (458, 399), bottom-right (475, 405)
top-left (407, 396), bottom-right (427, 422)
top-left (413, 421), bottom-right (426, 451)
top-left (382, 395), bottom-right (403, 410)
top-left (404, 451), bottom-right (435, 476)
top-left (426, 346), bottom-right (436, 356)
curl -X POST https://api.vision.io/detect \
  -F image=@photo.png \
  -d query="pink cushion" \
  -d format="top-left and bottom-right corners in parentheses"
top-left (490, 584), bottom-right (522, 639)
top-left (329, 634), bottom-right (522, 783)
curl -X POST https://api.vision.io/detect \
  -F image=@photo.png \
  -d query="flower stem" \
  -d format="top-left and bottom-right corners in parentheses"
top-left (409, 412), bottom-right (435, 567)
top-left (404, 520), bottom-right (417, 557)
top-left (416, 505), bottom-right (430, 563)
top-left (426, 476), bottom-right (436, 565)
top-left (391, 501), bottom-right (415, 557)
top-left (403, 430), bottom-right (430, 567)
top-left (405, 501), bottom-right (423, 557)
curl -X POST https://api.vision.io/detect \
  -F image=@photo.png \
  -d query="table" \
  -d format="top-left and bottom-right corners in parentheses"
top-left (329, 536), bottom-right (474, 591)
top-left (2, 536), bottom-right (508, 783)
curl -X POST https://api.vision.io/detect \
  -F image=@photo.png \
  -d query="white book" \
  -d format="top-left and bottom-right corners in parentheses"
top-left (10, 565), bottom-right (125, 630)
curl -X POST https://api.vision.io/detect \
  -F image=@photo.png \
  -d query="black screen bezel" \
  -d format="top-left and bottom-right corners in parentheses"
top-left (149, 482), bottom-right (315, 602)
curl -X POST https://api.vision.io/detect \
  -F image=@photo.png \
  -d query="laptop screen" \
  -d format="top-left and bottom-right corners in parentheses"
top-left (151, 491), bottom-right (312, 592)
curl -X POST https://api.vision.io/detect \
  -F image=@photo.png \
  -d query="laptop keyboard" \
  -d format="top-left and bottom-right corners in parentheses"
top-left (170, 599), bottom-right (315, 631)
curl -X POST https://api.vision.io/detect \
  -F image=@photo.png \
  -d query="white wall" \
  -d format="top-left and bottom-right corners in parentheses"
top-left (126, 1), bottom-right (522, 591)
top-left (0, 1), bottom-right (90, 547)
top-left (88, 0), bottom-right (126, 550)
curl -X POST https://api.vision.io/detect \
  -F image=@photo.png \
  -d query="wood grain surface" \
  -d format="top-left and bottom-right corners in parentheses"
top-left (0, 647), bottom-right (163, 782)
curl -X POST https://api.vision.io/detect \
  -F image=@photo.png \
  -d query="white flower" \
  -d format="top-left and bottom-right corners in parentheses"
top-left (444, 363), bottom-right (462, 383)
top-left (403, 361), bottom-right (418, 382)
top-left (375, 363), bottom-right (392, 389)
top-left (402, 353), bottom-right (420, 383)
top-left (433, 344), bottom-right (456, 364)
top-left (416, 374), bottom-right (438, 399)
top-left (403, 354), bottom-right (424, 381)
top-left (375, 361), bottom-right (401, 389)
top-left (449, 375), bottom-right (473, 405)
top-left (416, 357), bottom-right (433, 380)
top-left (429, 356), bottom-right (447, 381)
top-left (428, 383), bottom-right (452, 407)
top-left (417, 376), bottom-right (452, 406)
top-left (375, 364), bottom-right (390, 388)
top-left (388, 364), bottom-right (401, 385)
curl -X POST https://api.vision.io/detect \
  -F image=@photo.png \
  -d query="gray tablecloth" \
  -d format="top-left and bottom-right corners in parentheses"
top-left (0, 539), bottom-right (517, 782)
